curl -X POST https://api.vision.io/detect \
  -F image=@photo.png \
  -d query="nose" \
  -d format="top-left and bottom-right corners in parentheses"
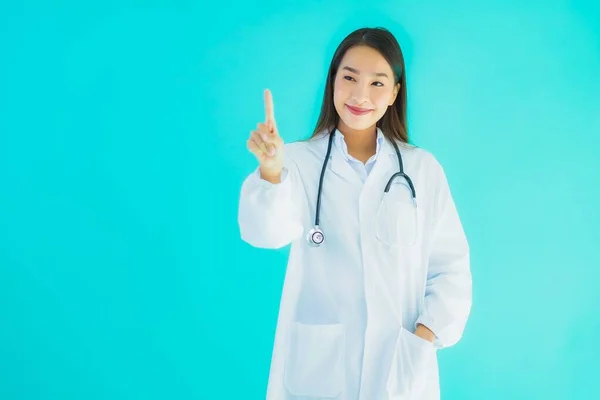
top-left (351, 83), bottom-right (371, 104)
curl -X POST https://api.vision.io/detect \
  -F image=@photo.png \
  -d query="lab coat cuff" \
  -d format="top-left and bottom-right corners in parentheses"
top-left (250, 167), bottom-right (289, 187)
top-left (415, 315), bottom-right (444, 349)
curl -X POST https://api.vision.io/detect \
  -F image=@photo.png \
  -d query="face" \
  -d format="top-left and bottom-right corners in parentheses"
top-left (333, 45), bottom-right (400, 133)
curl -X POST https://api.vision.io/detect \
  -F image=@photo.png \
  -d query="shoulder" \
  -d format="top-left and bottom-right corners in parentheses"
top-left (283, 134), bottom-right (330, 163)
top-left (393, 141), bottom-right (445, 174)
top-left (393, 142), bottom-right (454, 201)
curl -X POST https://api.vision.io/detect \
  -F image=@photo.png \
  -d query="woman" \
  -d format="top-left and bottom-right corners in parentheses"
top-left (238, 27), bottom-right (472, 400)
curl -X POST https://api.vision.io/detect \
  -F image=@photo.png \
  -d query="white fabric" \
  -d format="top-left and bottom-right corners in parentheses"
top-left (334, 128), bottom-right (384, 181)
top-left (238, 127), bottom-right (472, 400)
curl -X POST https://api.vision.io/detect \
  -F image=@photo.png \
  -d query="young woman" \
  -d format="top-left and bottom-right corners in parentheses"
top-left (238, 27), bottom-right (472, 400)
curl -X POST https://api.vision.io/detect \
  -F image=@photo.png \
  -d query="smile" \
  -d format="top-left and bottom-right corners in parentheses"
top-left (346, 104), bottom-right (373, 116)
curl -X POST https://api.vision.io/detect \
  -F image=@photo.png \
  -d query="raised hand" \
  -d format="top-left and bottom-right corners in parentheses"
top-left (247, 89), bottom-right (285, 181)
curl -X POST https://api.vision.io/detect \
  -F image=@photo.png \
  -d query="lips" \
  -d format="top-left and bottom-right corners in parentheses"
top-left (346, 104), bottom-right (373, 116)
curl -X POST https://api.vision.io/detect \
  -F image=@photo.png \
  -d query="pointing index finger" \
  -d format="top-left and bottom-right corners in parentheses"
top-left (264, 89), bottom-right (275, 131)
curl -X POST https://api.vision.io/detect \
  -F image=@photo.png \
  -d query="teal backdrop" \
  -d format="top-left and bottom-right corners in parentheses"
top-left (1, 0), bottom-right (599, 399)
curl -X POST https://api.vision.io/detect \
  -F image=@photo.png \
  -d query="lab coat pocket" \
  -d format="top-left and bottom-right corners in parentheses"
top-left (393, 200), bottom-right (419, 248)
top-left (376, 184), bottom-right (419, 251)
top-left (284, 322), bottom-right (346, 398)
top-left (386, 327), bottom-right (437, 399)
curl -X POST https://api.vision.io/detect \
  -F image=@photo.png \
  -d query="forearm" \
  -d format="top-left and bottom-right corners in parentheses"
top-left (416, 253), bottom-right (472, 348)
top-left (238, 166), bottom-right (303, 249)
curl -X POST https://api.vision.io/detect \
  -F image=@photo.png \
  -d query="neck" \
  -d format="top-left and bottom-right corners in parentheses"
top-left (336, 123), bottom-right (378, 164)
top-left (337, 123), bottom-right (377, 154)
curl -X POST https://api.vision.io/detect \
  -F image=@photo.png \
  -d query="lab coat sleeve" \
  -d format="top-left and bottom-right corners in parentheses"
top-left (238, 150), bottom-right (304, 249)
top-left (416, 159), bottom-right (472, 349)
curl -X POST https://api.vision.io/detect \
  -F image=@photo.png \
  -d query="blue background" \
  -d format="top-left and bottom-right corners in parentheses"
top-left (1, 0), bottom-right (599, 399)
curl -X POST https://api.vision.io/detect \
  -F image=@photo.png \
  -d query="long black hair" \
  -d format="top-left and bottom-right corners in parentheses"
top-left (310, 27), bottom-right (409, 144)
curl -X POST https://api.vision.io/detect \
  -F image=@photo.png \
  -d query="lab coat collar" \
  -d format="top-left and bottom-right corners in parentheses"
top-left (378, 128), bottom-right (400, 157)
top-left (333, 128), bottom-right (386, 163)
top-left (317, 127), bottom-right (397, 185)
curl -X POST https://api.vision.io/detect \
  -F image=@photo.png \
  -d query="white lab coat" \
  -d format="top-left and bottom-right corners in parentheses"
top-left (238, 128), bottom-right (471, 400)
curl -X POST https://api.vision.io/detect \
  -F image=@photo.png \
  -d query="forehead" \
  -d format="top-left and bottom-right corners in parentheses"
top-left (338, 45), bottom-right (392, 75)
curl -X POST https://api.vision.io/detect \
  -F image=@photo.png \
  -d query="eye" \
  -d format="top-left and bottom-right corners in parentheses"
top-left (343, 76), bottom-right (384, 87)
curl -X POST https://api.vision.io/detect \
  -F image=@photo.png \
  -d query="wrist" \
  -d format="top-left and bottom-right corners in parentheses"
top-left (415, 323), bottom-right (435, 343)
top-left (260, 167), bottom-right (282, 183)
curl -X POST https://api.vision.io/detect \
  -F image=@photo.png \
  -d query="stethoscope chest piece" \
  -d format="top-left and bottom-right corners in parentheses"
top-left (307, 226), bottom-right (325, 247)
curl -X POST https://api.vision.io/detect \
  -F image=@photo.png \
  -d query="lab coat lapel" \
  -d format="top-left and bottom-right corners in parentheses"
top-left (362, 136), bottom-right (406, 323)
top-left (365, 136), bottom-right (397, 193)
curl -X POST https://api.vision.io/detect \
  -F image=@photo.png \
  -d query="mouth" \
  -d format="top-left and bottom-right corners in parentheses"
top-left (345, 104), bottom-right (373, 116)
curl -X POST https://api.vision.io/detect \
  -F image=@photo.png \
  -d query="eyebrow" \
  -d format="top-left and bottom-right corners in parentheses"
top-left (341, 65), bottom-right (389, 78)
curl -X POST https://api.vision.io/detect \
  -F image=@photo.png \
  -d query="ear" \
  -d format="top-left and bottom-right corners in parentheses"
top-left (388, 83), bottom-right (401, 106)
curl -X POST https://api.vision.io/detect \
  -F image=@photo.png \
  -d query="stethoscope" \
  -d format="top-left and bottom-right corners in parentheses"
top-left (307, 129), bottom-right (417, 247)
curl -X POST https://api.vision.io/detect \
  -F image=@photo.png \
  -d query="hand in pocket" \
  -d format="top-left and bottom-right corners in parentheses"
top-left (387, 327), bottom-right (437, 398)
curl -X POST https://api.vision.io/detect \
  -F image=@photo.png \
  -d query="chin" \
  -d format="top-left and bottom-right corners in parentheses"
top-left (339, 115), bottom-right (377, 132)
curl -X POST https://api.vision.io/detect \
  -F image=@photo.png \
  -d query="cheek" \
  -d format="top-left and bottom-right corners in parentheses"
top-left (333, 85), bottom-right (349, 108)
top-left (333, 80), bottom-right (348, 97)
top-left (370, 92), bottom-right (393, 120)
top-left (373, 90), bottom-right (394, 108)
